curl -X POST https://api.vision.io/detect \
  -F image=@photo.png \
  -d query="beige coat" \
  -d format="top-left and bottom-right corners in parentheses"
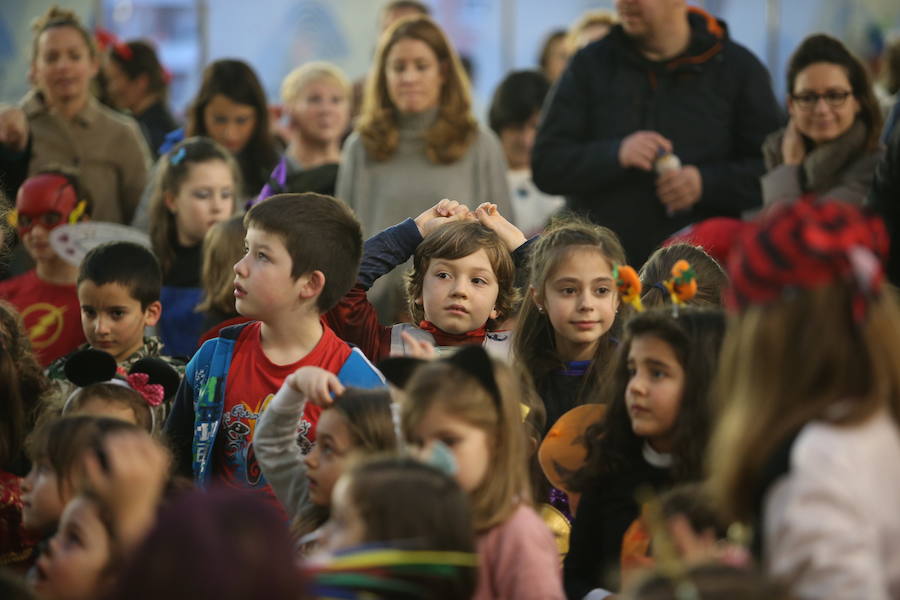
top-left (21, 91), bottom-right (150, 224)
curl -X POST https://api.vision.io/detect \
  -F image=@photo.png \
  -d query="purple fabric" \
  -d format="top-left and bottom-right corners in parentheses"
top-left (549, 486), bottom-right (573, 522)
top-left (247, 156), bottom-right (288, 209)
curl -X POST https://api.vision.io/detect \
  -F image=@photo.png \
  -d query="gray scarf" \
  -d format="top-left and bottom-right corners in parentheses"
top-left (763, 118), bottom-right (869, 192)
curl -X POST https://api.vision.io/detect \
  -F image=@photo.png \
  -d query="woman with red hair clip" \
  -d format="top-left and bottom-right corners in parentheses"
top-left (103, 39), bottom-right (178, 160)
top-left (707, 199), bottom-right (900, 599)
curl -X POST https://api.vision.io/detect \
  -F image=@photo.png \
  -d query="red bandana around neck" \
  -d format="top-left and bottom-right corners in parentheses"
top-left (418, 320), bottom-right (487, 348)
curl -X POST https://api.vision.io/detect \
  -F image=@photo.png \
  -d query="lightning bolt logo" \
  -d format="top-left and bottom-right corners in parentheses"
top-left (22, 303), bottom-right (67, 349)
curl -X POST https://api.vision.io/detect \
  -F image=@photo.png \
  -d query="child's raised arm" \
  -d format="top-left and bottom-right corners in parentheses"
top-left (475, 202), bottom-right (528, 252)
top-left (324, 199), bottom-right (471, 361)
top-left (254, 366), bottom-right (343, 521)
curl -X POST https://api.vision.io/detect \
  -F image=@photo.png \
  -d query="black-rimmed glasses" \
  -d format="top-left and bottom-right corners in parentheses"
top-left (791, 90), bottom-right (853, 110)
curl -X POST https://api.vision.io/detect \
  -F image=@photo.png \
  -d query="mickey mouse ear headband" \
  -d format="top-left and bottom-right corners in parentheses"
top-left (62, 349), bottom-right (180, 432)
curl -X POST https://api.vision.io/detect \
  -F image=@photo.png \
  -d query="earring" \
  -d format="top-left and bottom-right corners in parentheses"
top-left (536, 305), bottom-right (544, 313)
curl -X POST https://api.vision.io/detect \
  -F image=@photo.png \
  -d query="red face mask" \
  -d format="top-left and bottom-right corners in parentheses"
top-left (11, 174), bottom-right (83, 235)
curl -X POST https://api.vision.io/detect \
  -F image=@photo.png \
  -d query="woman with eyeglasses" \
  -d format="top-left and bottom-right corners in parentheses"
top-left (761, 34), bottom-right (883, 205)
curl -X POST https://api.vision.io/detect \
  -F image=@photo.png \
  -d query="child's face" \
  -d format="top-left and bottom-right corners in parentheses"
top-left (164, 160), bottom-right (235, 248)
top-left (21, 461), bottom-right (68, 535)
top-left (625, 334), bottom-right (684, 453)
top-left (302, 409), bottom-right (354, 506)
top-left (321, 475), bottom-right (366, 552)
top-left (499, 111), bottom-right (540, 171)
top-left (289, 78), bottom-right (350, 147)
top-left (20, 221), bottom-right (62, 265)
top-left (538, 247), bottom-right (619, 362)
top-left (233, 227), bottom-right (305, 319)
top-left (77, 281), bottom-right (161, 363)
top-left (31, 497), bottom-right (111, 600)
top-left (410, 405), bottom-right (490, 493)
top-left (417, 249), bottom-right (500, 335)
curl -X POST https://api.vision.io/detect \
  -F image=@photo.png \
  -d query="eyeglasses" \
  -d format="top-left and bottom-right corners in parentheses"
top-left (791, 90), bottom-right (853, 110)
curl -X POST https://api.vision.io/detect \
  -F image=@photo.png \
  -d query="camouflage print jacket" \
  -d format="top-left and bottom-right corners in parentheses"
top-left (45, 336), bottom-right (186, 431)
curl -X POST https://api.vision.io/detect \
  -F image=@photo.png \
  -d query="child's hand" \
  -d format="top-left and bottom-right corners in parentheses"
top-left (400, 330), bottom-right (437, 359)
top-left (475, 203), bottom-right (527, 251)
top-left (285, 366), bottom-right (345, 407)
top-left (414, 198), bottom-right (472, 237)
top-left (82, 431), bottom-right (170, 553)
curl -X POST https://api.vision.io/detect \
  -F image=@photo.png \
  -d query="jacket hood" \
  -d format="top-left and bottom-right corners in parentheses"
top-left (609, 6), bottom-right (729, 69)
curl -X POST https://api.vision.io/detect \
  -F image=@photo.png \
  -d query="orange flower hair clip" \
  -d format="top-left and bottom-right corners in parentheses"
top-left (663, 259), bottom-right (697, 315)
top-left (614, 264), bottom-right (644, 312)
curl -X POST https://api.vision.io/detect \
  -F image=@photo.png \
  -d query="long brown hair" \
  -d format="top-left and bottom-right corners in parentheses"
top-left (358, 16), bottom-right (477, 164)
top-left (185, 59), bottom-right (279, 194)
top-left (786, 34), bottom-right (883, 151)
top-left (707, 286), bottom-right (900, 522)
top-left (149, 137), bottom-right (240, 276)
top-left (514, 216), bottom-right (627, 404)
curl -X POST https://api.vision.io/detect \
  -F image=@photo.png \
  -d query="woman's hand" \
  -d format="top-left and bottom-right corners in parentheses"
top-left (474, 202), bottom-right (527, 251)
top-left (781, 119), bottom-right (806, 166)
top-left (414, 198), bottom-right (472, 237)
top-left (285, 366), bottom-right (345, 407)
top-left (0, 106), bottom-right (29, 153)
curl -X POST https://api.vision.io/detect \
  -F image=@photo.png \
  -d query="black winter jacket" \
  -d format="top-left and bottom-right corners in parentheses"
top-left (870, 125), bottom-right (900, 286)
top-left (533, 10), bottom-right (782, 266)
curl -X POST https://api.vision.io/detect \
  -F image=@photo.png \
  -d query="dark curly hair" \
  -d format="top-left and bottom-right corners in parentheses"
top-left (0, 301), bottom-right (51, 473)
top-left (570, 307), bottom-right (726, 490)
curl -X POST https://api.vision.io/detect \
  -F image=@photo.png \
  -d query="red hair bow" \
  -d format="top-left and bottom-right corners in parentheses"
top-left (125, 372), bottom-right (164, 407)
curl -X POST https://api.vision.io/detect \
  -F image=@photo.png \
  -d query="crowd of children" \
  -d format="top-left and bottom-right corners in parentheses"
top-left (1, 3), bottom-right (900, 600)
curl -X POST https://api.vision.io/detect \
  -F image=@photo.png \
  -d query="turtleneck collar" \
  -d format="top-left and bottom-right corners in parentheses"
top-left (397, 107), bottom-right (439, 131)
top-left (642, 441), bottom-right (673, 468)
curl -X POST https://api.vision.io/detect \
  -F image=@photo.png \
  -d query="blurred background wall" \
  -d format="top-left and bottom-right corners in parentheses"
top-left (2, 0), bottom-right (899, 121)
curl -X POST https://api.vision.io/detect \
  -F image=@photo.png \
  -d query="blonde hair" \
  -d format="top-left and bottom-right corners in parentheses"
top-left (567, 9), bottom-right (617, 52)
top-left (402, 357), bottom-right (530, 532)
top-left (196, 215), bottom-right (246, 316)
top-left (707, 286), bottom-right (900, 522)
top-left (358, 16), bottom-right (477, 164)
top-left (280, 61), bottom-right (350, 106)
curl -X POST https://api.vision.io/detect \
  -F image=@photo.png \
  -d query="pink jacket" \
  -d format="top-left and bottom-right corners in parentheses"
top-left (474, 504), bottom-right (565, 600)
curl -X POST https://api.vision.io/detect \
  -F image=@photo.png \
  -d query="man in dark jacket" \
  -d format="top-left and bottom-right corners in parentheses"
top-left (870, 125), bottom-right (900, 286)
top-left (532, 0), bottom-right (782, 266)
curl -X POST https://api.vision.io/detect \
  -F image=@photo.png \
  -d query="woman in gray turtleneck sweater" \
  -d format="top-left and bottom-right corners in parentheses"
top-left (336, 16), bottom-right (511, 321)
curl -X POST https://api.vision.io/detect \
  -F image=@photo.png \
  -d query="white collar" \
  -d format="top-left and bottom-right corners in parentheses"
top-left (642, 441), bottom-right (673, 468)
